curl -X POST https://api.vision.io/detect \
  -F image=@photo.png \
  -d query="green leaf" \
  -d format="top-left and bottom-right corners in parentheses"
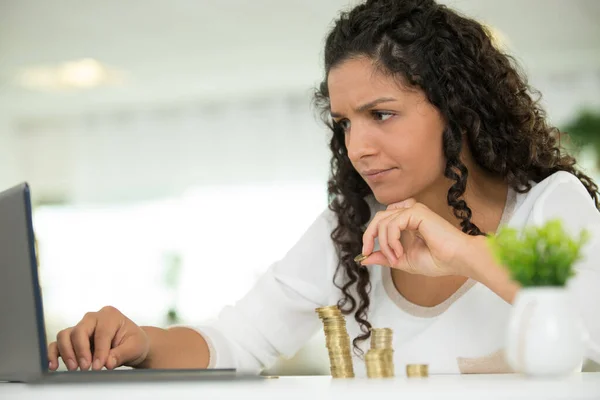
top-left (486, 219), bottom-right (589, 287)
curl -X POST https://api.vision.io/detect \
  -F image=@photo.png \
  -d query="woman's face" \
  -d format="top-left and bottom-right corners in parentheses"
top-left (328, 57), bottom-right (447, 205)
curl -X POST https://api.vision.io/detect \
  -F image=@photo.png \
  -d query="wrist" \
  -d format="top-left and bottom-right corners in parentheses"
top-left (136, 326), bottom-right (166, 369)
top-left (137, 326), bottom-right (211, 369)
top-left (459, 234), bottom-right (520, 304)
top-left (454, 234), bottom-right (489, 279)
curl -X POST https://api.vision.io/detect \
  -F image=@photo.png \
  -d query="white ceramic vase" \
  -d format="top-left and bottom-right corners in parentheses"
top-left (506, 287), bottom-right (584, 376)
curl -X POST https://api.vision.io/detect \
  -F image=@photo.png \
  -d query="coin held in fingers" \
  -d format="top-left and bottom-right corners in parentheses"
top-left (354, 254), bottom-right (368, 263)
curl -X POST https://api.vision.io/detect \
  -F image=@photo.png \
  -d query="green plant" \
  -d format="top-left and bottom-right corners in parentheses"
top-left (562, 109), bottom-right (600, 167)
top-left (487, 219), bottom-right (589, 287)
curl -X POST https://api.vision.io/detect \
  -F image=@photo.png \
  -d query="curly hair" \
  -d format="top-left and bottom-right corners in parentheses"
top-left (313, 0), bottom-right (600, 353)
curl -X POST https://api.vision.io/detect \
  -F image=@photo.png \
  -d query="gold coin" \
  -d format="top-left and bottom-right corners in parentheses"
top-left (354, 254), bottom-right (368, 263)
top-left (326, 344), bottom-right (352, 349)
top-left (406, 364), bottom-right (429, 378)
top-left (365, 347), bottom-right (395, 379)
top-left (318, 308), bottom-right (341, 313)
top-left (317, 305), bottom-right (355, 379)
top-left (370, 328), bottom-right (393, 334)
top-left (370, 328), bottom-right (393, 351)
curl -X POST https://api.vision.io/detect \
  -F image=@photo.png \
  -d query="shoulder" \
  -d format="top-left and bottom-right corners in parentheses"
top-left (519, 171), bottom-right (600, 233)
top-left (529, 170), bottom-right (591, 200)
top-left (296, 195), bottom-right (384, 247)
top-left (293, 207), bottom-right (338, 250)
top-left (287, 197), bottom-right (384, 269)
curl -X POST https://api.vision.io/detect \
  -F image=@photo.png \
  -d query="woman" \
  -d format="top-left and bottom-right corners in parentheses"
top-left (48, 0), bottom-right (600, 375)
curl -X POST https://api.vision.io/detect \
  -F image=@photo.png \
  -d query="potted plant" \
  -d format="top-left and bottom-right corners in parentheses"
top-left (487, 219), bottom-right (590, 376)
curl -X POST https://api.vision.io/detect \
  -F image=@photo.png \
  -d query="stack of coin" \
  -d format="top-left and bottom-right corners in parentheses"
top-left (316, 305), bottom-right (355, 378)
top-left (370, 328), bottom-right (393, 350)
top-left (406, 364), bottom-right (429, 378)
top-left (365, 328), bottom-right (395, 378)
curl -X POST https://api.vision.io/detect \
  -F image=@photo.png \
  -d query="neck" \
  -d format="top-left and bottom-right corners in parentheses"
top-left (414, 157), bottom-right (508, 234)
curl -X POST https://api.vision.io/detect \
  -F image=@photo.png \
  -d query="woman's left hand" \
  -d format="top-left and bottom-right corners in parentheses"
top-left (359, 198), bottom-right (475, 277)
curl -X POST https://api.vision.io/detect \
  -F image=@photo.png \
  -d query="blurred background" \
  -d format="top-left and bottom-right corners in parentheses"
top-left (1, 0), bottom-right (599, 375)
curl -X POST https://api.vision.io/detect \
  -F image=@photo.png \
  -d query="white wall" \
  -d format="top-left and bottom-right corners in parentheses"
top-left (7, 94), bottom-right (331, 204)
top-left (535, 70), bottom-right (600, 126)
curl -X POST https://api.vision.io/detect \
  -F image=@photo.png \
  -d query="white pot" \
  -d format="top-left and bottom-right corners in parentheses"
top-left (505, 287), bottom-right (584, 376)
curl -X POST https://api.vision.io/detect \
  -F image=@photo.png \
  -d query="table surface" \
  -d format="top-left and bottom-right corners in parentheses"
top-left (2, 373), bottom-right (600, 400)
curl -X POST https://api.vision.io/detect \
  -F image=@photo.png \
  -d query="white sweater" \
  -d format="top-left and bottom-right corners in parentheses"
top-left (193, 171), bottom-right (600, 376)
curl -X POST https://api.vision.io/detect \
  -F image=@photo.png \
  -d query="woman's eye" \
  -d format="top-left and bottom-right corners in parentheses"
top-left (372, 111), bottom-right (394, 121)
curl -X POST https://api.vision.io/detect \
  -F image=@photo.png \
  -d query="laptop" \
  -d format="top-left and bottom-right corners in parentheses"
top-left (0, 183), bottom-right (243, 383)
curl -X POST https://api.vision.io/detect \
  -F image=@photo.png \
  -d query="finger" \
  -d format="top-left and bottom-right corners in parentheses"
top-left (362, 251), bottom-right (414, 273)
top-left (360, 251), bottom-right (390, 267)
top-left (105, 350), bottom-right (120, 370)
top-left (362, 199), bottom-right (417, 255)
top-left (387, 213), bottom-right (405, 260)
top-left (47, 342), bottom-right (59, 371)
top-left (362, 210), bottom-right (394, 255)
top-left (106, 335), bottom-right (142, 370)
top-left (93, 307), bottom-right (123, 370)
top-left (56, 328), bottom-right (78, 371)
top-left (71, 313), bottom-right (98, 370)
top-left (387, 198), bottom-right (417, 211)
top-left (388, 203), bottom-right (436, 238)
top-left (377, 215), bottom-right (398, 264)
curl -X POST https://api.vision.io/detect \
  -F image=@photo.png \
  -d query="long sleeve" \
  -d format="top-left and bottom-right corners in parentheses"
top-left (191, 208), bottom-right (340, 374)
top-left (529, 171), bottom-right (600, 364)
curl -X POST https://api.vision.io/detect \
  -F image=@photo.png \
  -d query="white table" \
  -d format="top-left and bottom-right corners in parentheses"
top-left (1, 374), bottom-right (600, 400)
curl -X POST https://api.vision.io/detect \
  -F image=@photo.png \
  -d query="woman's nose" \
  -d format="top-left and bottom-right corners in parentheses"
top-left (346, 123), bottom-right (377, 161)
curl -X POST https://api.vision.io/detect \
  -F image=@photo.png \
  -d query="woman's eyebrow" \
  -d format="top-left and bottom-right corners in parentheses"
top-left (330, 97), bottom-right (397, 118)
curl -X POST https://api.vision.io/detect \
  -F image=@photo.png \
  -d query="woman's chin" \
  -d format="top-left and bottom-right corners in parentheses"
top-left (371, 189), bottom-right (410, 207)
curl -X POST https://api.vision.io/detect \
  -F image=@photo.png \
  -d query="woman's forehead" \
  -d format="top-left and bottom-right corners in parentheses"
top-left (328, 59), bottom-right (420, 112)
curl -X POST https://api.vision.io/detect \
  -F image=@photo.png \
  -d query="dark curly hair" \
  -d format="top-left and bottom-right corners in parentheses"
top-left (313, 0), bottom-right (600, 353)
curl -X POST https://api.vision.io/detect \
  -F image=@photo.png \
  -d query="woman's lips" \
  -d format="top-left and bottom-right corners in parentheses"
top-left (363, 168), bottom-right (396, 181)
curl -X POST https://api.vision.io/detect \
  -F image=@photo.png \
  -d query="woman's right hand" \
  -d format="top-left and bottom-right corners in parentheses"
top-left (47, 306), bottom-right (150, 371)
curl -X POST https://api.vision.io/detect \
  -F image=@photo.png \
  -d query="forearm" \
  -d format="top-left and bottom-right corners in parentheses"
top-left (462, 235), bottom-right (520, 304)
top-left (137, 326), bottom-right (210, 369)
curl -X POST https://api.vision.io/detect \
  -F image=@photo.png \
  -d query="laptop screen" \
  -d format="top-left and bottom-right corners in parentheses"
top-left (0, 183), bottom-right (49, 382)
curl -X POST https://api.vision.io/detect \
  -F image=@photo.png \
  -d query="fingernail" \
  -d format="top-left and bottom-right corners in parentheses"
top-left (79, 358), bottom-right (88, 370)
top-left (48, 361), bottom-right (53, 370)
top-left (67, 359), bottom-right (77, 370)
top-left (93, 359), bottom-right (102, 370)
top-left (111, 356), bottom-right (118, 367)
